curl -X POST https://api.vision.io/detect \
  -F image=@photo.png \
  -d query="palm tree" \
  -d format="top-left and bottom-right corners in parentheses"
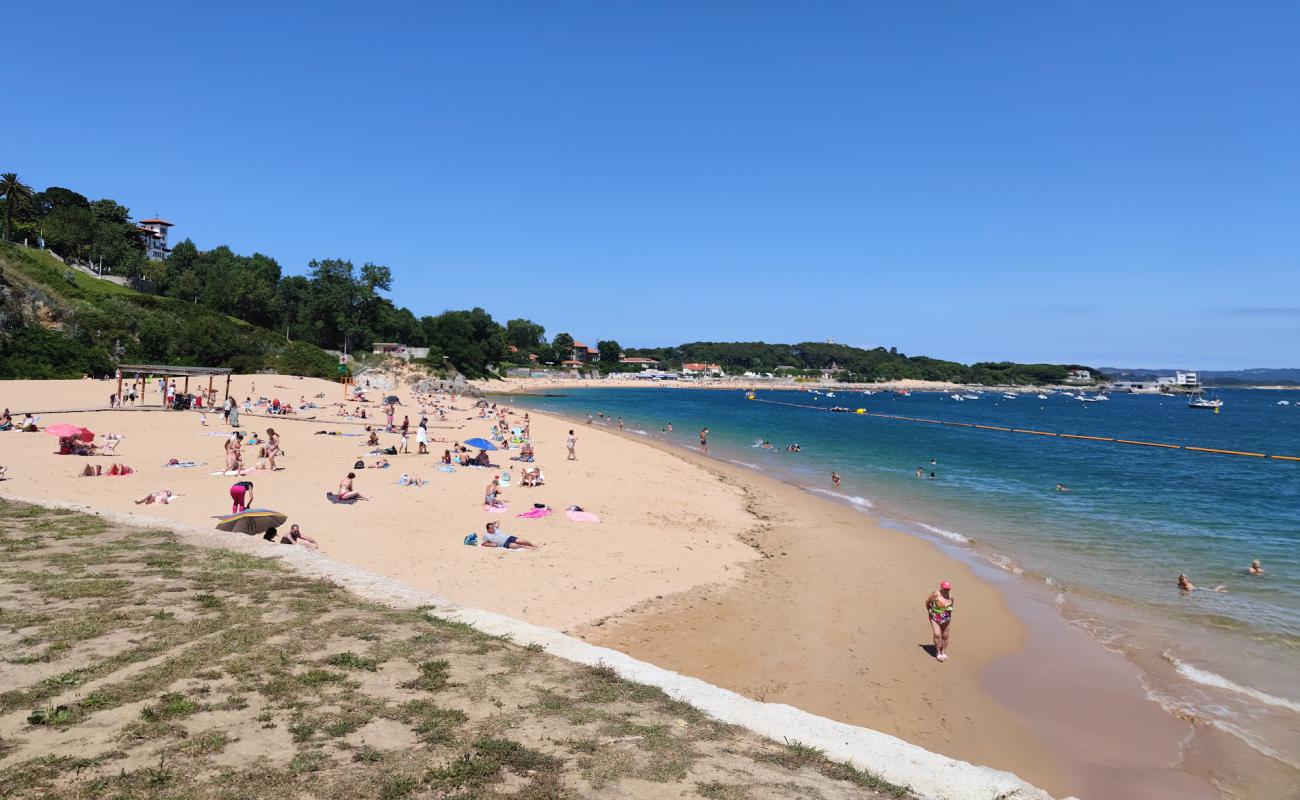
top-left (0, 172), bottom-right (35, 242)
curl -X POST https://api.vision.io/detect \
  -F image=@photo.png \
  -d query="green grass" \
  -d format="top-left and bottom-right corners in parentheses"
top-left (0, 498), bottom-right (914, 800)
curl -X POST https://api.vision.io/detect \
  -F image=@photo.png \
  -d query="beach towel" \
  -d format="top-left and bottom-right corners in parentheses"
top-left (162, 460), bottom-right (205, 468)
top-left (437, 465), bottom-right (456, 473)
top-left (515, 508), bottom-right (552, 519)
top-left (463, 533), bottom-right (478, 546)
top-left (483, 504), bottom-right (509, 514)
top-left (566, 510), bottom-right (600, 523)
top-left (326, 491), bottom-right (360, 505)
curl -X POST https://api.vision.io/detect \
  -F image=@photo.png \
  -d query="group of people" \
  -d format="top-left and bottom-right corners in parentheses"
top-left (1178, 560), bottom-right (1266, 593)
top-left (223, 428), bottom-right (282, 472)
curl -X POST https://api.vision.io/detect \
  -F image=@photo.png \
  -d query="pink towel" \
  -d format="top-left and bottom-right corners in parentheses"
top-left (483, 504), bottom-right (510, 514)
top-left (566, 510), bottom-right (600, 523)
top-left (516, 508), bottom-right (552, 519)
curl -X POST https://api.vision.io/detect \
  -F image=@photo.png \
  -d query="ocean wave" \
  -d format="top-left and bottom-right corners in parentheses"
top-left (1164, 653), bottom-right (1300, 713)
top-left (808, 487), bottom-right (873, 509)
top-left (915, 522), bottom-right (971, 543)
top-left (1141, 678), bottom-right (1300, 770)
top-left (727, 460), bottom-right (764, 471)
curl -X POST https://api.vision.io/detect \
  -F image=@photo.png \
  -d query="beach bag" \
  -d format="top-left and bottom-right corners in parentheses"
top-left (384, 446), bottom-right (398, 455)
top-left (354, 460), bottom-right (365, 469)
top-left (463, 533), bottom-right (478, 546)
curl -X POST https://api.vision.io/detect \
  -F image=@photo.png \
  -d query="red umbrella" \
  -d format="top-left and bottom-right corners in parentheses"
top-left (44, 424), bottom-right (95, 442)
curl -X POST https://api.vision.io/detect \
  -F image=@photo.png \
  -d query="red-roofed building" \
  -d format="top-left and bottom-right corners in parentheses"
top-left (570, 341), bottom-right (602, 363)
top-left (137, 216), bottom-right (174, 261)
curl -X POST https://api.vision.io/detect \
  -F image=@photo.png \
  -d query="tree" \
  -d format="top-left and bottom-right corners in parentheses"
top-left (423, 307), bottom-right (507, 378)
top-left (597, 339), bottom-right (622, 365)
top-left (505, 318), bottom-right (546, 353)
top-left (548, 332), bottom-right (575, 364)
top-left (1, 173), bottom-right (35, 241)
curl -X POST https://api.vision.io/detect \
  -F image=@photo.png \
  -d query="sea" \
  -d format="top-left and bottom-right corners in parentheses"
top-left (507, 386), bottom-right (1300, 776)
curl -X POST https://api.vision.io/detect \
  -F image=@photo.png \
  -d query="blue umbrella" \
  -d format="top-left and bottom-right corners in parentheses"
top-left (464, 437), bottom-right (497, 450)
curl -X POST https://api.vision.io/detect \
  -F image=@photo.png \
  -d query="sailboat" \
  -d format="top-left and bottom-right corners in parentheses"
top-left (1188, 392), bottom-right (1223, 410)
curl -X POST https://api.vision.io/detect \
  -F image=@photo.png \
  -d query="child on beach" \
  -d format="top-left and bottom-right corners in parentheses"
top-left (566, 430), bottom-right (576, 460)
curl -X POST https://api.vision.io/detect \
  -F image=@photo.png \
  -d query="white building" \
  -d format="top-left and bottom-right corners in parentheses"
top-left (1065, 369), bottom-right (1092, 384)
top-left (371, 343), bottom-right (430, 361)
top-left (681, 362), bottom-right (723, 377)
top-left (137, 217), bottom-right (173, 261)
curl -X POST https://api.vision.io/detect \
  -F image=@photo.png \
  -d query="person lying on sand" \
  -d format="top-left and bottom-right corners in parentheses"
top-left (398, 473), bottom-right (427, 487)
top-left (338, 472), bottom-right (370, 501)
top-left (135, 490), bottom-right (177, 505)
top-left (480, 521), bottom-right (536, 550)
top-left (285, 523), bottom-right (320, 549)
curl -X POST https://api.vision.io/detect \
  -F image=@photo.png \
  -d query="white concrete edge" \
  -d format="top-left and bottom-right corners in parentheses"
top-left (6, 495), bottom-right (1071, 800)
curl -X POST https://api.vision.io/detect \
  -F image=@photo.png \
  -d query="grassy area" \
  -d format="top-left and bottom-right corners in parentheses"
top-left (0, 498), bottom-right (910, 799)
top-left (0, 243), bottom-right (140, 302)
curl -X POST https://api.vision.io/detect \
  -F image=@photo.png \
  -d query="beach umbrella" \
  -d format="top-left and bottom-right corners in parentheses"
top-left (44, 424), bottom-right (94, 442)
top-left (464, 437), bottom-right (497, 450)
top-left (213, 508), bottom-right (288, 535)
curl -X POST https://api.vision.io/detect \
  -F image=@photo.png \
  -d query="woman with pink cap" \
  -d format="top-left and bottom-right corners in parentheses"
top-left (925, 581), bottom-right (955, 661)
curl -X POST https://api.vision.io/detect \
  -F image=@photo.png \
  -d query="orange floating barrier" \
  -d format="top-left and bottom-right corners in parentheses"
top-left (974, 425), bottom-right (1013, 431)
top-left (1115, 439), bottom-right (1180, 449)
top-left (1059, 434), bottom-right (1115, 442)
top-left (1184, 447), bottom-right (1266, 458)
top-left (1013, 429), bottom-right (1058, 436)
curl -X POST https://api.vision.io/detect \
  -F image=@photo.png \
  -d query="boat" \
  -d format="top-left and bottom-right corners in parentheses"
top-left (1278, 400), bottom-right (1290, 406)
top-left (961, 393), bottom-right (980, 400)
top-left (1077, 394), bottom-right (1103, 403)
top-left (1037, 394), bottom-right (1049, 400)
top-left (830, 406), bottom-right (851, 413)
top-left (1002, 393), bottom-right (1017, 400)
top-left (1189, 396), bottom-right (1223, 410)
top-left (950, 394), bottom-right (964, 401)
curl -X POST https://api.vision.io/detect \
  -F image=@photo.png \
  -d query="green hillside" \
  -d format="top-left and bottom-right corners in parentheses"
top-left (0, 243), bottom-right (335, 379)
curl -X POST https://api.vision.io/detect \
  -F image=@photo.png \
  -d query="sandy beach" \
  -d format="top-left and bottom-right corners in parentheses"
top-left (0, 374), bottom-right (1225, 798)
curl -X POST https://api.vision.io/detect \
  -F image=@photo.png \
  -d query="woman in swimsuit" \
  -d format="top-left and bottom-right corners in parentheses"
top-left (925, 581), bottom-right (955, 661)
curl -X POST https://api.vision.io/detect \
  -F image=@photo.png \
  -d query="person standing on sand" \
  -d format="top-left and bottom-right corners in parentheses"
top-left (566, 430), bottom-right (577, 460)
top-left (230, 480), bottom-right (253, 513)
top-left (618, 417), bottom-right (624, 431)
top-left (417, 419), bottom-right (429, 454)
top-left (926, 581), bottom-right (955, 661)
top-left (399, 416), bottom-right (410, 453)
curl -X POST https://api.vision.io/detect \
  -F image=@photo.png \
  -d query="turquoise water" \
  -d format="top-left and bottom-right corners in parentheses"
top-left (509, 386), bottom-right (1300, 767)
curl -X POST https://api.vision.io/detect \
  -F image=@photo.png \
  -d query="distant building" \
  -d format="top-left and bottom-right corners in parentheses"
top-left (1156, 371), bottom-right (1199, 389)
top-left (682, 363), bottom-right (723, 377)
top-left (1065, 369), bottom-right (1092, 384)
top-left (137, 217), bottom-right (173, 261)
top-left (619, 357), bottom-right (660, 369)
top-left (570, 341), bottom-right (602, 363)
top-left (371, 343), bottom-right (430, 361)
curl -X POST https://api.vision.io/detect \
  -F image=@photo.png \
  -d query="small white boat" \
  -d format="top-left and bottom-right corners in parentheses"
top-left (961, 393), bottom-right (980, 400)
top-left (1278, 400), bottom-right (1291, 406)
top-left (1189, 396), bottom-right (1224, 410)
top-left (1077, 394), bottom-right (1103, 403)
top-left (1037, 394), bottom-right (1049, 400)
top-left (1002, 393), bottom-right (1017, 400)
top-left (950, 394), bottom-right (964, 401)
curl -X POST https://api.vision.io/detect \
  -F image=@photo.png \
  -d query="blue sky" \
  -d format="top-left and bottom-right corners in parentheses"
top-left (7, 1), bottom-right (1297, 369)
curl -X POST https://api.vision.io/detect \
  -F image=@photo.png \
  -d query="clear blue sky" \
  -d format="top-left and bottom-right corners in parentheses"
top-left (7, 1), bottom-right (1297, 369)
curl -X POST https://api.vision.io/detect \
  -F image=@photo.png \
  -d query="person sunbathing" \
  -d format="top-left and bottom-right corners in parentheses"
top-left (366, 427), bottom-right (380, 446)
top-left (521, 468), bottom-right (544, 487)
top-left (338, 472), bottom-right (370, 501)
top-left (285, 523), bottom-right (320, 549)
top-left (135, 490), bottom-right (177, 505)
top-left (484, 476), bottom-right (506, 508)
top-left (398, 473), bottom-right (427, 487)
top-left (480, 521), bottom-right (536, 550)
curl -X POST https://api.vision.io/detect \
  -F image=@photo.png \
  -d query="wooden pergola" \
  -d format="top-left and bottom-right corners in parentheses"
top-left (116, 364), bottom-right (234, 408)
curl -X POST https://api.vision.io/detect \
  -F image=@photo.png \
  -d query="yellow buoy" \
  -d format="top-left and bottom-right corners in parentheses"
top-left (855, 408), bottom-right (866, 414)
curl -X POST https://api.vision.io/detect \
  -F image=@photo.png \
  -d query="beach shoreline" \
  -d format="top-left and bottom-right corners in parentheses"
top-left (503, 392), bottom-right (1289, 800)
top-left (0, 374), bottom-right (1280, 798)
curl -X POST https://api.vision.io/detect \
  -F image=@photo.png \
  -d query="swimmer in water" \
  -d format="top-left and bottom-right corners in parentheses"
top-left (831, 471), bottom-right (841, 487)
top-left (1179, 574), bottom-right (1226, 593)
top-left (916, 467), bottom-right (924, 479)
top-left (1249, 560), bottom-right (1264, 575)
top-left (1055, 483), bottom-right (1069, 492)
